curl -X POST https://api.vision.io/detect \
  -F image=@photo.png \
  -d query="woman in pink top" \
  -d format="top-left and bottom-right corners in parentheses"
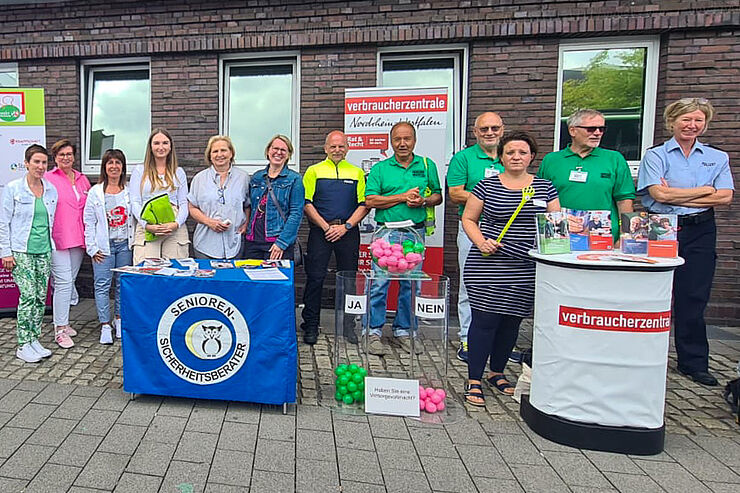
top-left (44, 139), bottom-right (91, 349)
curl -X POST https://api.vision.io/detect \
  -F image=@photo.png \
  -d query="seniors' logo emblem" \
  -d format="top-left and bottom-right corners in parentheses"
top-left (158, 294), bottom-right (249, 385)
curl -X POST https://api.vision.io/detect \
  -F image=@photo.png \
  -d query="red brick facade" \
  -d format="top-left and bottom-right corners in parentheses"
top-left (3, 1), bottom-right (738, 323)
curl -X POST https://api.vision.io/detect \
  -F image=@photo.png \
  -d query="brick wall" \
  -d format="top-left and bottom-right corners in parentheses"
top-left (6, 0), bottom-right (740, 324)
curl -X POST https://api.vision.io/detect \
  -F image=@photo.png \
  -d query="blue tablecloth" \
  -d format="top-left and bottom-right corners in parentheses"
top-left (120, 261), bottom-right (296, 405)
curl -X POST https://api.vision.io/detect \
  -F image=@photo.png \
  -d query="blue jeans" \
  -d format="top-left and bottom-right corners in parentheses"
top-left (92, 239), bottom-right (133, 324)
top-left (367, 227), bottom-right (424, 337)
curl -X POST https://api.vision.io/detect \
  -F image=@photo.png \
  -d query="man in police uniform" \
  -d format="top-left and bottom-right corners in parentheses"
top-left (301, 130), bottom-right (368, 345)
top-left (538, 109), bottom-right (635, 244)
top-left (447, 112), bottom-right (505, 362)
top-left (365, 122), bottom-right (442, 355)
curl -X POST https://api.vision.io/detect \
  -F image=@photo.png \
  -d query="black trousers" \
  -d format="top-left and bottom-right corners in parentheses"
top-left (673, 216), bottom-right (717, 373)
top-left (242, 240), bottom-right (295, 261)
top-left (467, 308), bottom-right (522, 380)
top-left (300, 225), bottom-right (360, 334)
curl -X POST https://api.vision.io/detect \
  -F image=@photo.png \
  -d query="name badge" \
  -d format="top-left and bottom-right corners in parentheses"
top-left (484, 168), bottom-right (499, 178)
top-left (532, 199), bottom-right (546, 208)
top-left (569, 170), bottom-right (588, 182)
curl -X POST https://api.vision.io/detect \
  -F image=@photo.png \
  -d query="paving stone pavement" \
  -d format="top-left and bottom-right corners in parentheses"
top-left (0, 299), bottom-right (738, 492)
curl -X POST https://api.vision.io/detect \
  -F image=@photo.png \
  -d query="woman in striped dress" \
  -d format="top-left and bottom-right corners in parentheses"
top-left (461, 131), bottom-right (560, 406)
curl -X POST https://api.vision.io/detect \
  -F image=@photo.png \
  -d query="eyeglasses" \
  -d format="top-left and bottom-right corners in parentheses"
top-left (574, 126), bottom-right (606, 134)
top-left (270, 147), bottom-right (288, 154)
top-left (677, 97), bottom-right (709, 105)
top-left (56, 153), bottom-right (74, 158)
top-left (476, 126), bottom-right (503, 133)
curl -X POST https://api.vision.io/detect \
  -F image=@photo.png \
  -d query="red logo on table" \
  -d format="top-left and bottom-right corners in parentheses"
top-left (559, 306), bottom-right (670, 333)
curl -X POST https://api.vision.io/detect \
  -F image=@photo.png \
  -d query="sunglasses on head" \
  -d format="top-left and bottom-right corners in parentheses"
top-left (574, 125), bottom-right (606, 133)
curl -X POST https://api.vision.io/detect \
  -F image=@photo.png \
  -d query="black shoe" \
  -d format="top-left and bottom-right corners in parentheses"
top-left (343, 329), bottom-right (359, 344)
top-left (679, 368), bottom-right (718, 386)
top-left (303, 331), bottom-right (318, 345)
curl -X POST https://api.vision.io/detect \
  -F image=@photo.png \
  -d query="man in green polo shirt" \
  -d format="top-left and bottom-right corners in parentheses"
top-left (365, 121), bottom-right (442, 355)
top-left (446, 111), bottom-right (505, 363)
top-left (538, 109), bottom-right (635, 244)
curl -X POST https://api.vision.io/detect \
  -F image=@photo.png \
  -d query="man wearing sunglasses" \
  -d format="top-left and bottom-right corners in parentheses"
top-left (538, 109), bottom-right (635, 245)
top-left (446, 112), bottom-right (505, 363)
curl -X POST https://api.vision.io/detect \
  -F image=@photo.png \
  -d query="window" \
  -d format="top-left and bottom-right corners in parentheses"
top-left (81, 59), bottom-right (150, 171)
top-left (555, 38), bottom-right (659, 172)
top-left (378, 45), bottom-right (468, 162)
top-left (0, 63), bottom-right (18, 87)
top-left (221, 54), bottom-right (299, 171)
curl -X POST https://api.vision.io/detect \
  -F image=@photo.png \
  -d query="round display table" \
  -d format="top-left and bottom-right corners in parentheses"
top-left (521, 251), bottom-right (684, 455)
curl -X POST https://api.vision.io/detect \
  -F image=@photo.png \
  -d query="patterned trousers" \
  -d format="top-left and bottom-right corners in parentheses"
top-left (12, 251), bottom-right (51, 345)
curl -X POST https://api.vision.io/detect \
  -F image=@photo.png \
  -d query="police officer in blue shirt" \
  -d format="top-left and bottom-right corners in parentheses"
top-left (637, 98), bottom-right (734, 386)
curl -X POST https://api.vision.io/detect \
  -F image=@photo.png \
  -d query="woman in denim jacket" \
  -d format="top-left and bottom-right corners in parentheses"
top-left (0, 145), bottom-right (58, 363)
top-left (243, 135), bottom-right (304, 260)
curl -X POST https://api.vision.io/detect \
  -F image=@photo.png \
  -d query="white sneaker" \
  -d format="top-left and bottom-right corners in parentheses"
top-left (114, 319), bottom-right (122, 339)
top-left (100, 325), bottom-right (113, 345)
top-left (17, 343), bottom-right (42, 363)
top-left (30, 340), bottom-right (52, 358)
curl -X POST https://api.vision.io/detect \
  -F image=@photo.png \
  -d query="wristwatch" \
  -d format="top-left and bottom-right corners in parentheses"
top-left (344, 222), bottom-right (353, 230)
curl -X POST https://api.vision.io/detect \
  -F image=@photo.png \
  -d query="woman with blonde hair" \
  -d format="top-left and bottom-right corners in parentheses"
top-left (129, 128), bottom-right (190, 264)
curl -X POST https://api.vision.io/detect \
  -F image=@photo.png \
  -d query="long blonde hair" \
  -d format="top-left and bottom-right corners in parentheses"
top-left (142, 128), bottom-right (179, 192)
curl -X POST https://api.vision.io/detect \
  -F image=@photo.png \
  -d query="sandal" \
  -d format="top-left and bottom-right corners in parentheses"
top-left (486, 373), bottom-right (514, 395)
top-left (464, 382), bottom-right (486, 407)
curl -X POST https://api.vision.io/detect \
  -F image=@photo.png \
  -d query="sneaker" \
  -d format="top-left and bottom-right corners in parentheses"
top-left (509, 350), bottom-right (523, 364)
top-left (55, 330), bottom-right (74, 349)
top-left (114, 319), bottom-right (122, 339)
top-left (100, 325), bottom-right (113, 345)
top-left (367, 335), bottom-right (390, 356)
top-left (395, 335), bottom-right (424, 355)
top-left (16, 343), bottom-right (42, 363)
top-left (30, 340), bottom-right (52, 358)
top-left (63, 326), bottom-right (77, 337)
top-left (456, 341), bottom-right (468, 363)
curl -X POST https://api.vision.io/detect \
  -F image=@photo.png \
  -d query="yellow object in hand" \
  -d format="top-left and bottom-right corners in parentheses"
top-left (483, 185), bottom-right (536, 256)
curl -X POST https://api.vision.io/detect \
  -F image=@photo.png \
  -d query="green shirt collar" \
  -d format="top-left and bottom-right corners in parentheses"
top-left (564, 146), bottom-right (604, 159)
top-left (474, 144), bottom-right (500, 163)
top-left (388, 154), bottom-right (423, 168)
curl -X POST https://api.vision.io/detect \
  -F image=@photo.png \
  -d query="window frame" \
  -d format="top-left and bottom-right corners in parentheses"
top-left (377, 44), bottom-right (469, 160)
top-left (554, 37), bottom-right (660, 175)
top-left (80, 57), bottom-right (151, 173)
top-left (0, 62), bottom-right (19, 87)
top-left (219, 51), bottom-right (300, 173)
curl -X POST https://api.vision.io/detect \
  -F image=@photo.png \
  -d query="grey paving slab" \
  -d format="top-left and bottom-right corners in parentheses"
top-left (98, 423), bottom-right (146, 455)
top-left (253, 438), bottom-right (296, 474)
top-left (161, 460), bottom-right (210, 493)
top-left (250, 470), bottom-right (294, 493)
top-left (68, 487), bottom-right (104, 493)
top-left (337, 447), bottom-right (383, 484)
top-left (258, 411), bottom-right (296, 441)
top-left (419, 455), bottom-right (476, 493)
top-left (74, 408), bottom-right (120, 436)
top-left (480, 420), bottom-right (527, 436)
top-left (383, 468), bottom-right (431, 493)
top-left (207, 449), bottom-right (253, 487)
top-left (456, 443), bottom-right (514, 480)
top-left (296, 404), bottom-right (333, 432)
top-left (375, 437), bottom-right (423, 472)
top-left (690, 435), bottom-right (740, 468)
top-left (186, 403), bottom-right (227, 433)
top-left (569, 487), bottom-right (618, 493)
top-left (0, 426), bottom-right (33, 459)
top-left (543, 451), bottom-right (612, 488)
top-left (14, 380), bottom-right (47, 392)
top-left (295, 458), bottom-right (339, 493)
top-left (205, 483), bottom-right (250, 493)
top-left (94, 388), bottom-right (133, 412)
top-left (74, 451), bottom-right (129, 490)
top-left (0, 390), bottom-right (36, 413)
top-left (633, 459), bottom-right (712, 493)
top-left (117, 396), bottom-right (162, 426)
top-left (0, 443), bottom-right (55, 480)
top-left (367, 415), bottom-right (411, 440)
top-left (444, 419), bottom-right (494, 446)
top-left (408, 427), bottom-right (457, 458)
top-left (217, 421), bottom-right (258, 453)
top-left (157, 396), bottom-right (195, 418)
top-left (142, 414), bottom-right (187, 445)
top-left (0, 379), bottom-right (18, 397)
top-left (31, 383), bottom-right (75, 405)
top-left (522, 426), bottom-right (583, 454)
top-left (126, 441), bottom-right (176, 476)
top-left (705, 481), bottom-right (740, 493)
top-left (6, 402), bottom-right (56, 429)
top-left (333, 418), bottom-right (375, 451)
top-left (667, 446), bottom-right (740, 483)
top-left (174, 430), bottom-right (218, 463)
top-left (0, 476), bottom-right (28, 492)
top-left (603, 472), bottom-right (664, 493)
top-left (113, 472), bottom-right (162, 492)
top-left (224, 401), bottom-right (261, 424)
top-left (472, 476), bottom-right (525, 493)
top-left (296, 429), bottom-right (335, 461)
top-left (0, 411), bottom-right (12, 428)
top-left (509, 463), bottom-right (570, 493)
top-left (71, 385), bottom-right (106, 398)
top-left (49, 433), bottom-right (104, 466)
top-left (26, 416), bottom-right (77, 447)
top-left (51, 395), bottom-right (97, 420)
top-left (338, 481), bottom-right (386, 493)
top-left (25, 463), bottom-right (81, 493)
top-left (582, 450), bottom-right (643, 475)
top-left (489, 433), bottom-right (547, 465)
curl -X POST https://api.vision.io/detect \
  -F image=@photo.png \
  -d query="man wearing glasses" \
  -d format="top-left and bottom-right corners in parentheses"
top-left (538, 109), bottom-right (635, 245)
top-left (446, 112), bottom-right (505, 363)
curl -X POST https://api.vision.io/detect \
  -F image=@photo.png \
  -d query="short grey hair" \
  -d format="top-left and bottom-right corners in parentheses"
top-left (566, 109), bottom-right (604, 128)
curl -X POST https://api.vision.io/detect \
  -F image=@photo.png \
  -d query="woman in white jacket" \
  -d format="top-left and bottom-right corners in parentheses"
top-left (83, 149), bottom-right (134, 344)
